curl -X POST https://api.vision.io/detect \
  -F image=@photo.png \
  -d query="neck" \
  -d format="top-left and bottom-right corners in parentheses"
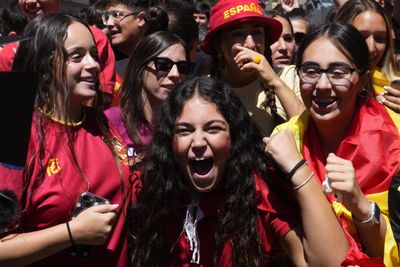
top-left (222, 67), bottom-right (257, 87)
top-left (38, 104), bottom-right (85, 126)
top-left (313, 114), bottom-right (354, 156)
top-left (141, 90), bottom-right (161, 124)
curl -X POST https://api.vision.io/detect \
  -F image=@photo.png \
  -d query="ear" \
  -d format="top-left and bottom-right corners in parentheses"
top-left (7, 31), bottom-right (17, 37)
top-left (136, 11), bottom-right (147, 28)
top-left (359, 70), bottom-right (371, 90)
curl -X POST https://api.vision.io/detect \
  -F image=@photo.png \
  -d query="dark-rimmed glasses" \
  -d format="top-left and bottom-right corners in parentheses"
top-left (152, 57), bottom-right (195, 76)
top-left (297, 63), bottom-right (356, 86)
top-left (101, 11), bottom-right (137, 25)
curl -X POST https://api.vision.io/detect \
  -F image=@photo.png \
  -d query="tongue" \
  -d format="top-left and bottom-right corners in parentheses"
top-left (192, 158), bottom-right (213, 175)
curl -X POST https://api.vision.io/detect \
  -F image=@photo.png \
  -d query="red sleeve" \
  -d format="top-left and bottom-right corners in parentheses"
top-left (89, 26), bottom-right (115, 96)
top-left (0, 164), bottom-right (24, 200)
top-left (0, 42), bottom-right (17, 72)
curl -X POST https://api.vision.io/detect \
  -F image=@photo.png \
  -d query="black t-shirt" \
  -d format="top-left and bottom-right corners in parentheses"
top-left (389, 174), bottom-right (400, 241)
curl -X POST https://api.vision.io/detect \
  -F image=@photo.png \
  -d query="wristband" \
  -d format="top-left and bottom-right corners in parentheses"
top-left (66, 221), bottom-right (76, 247)
top-left (286, 159), bottom-right (307, 181)
top-left (352, 201), bottom-right (381, 227)
top-left (293, 172), bottom-right (314, 191)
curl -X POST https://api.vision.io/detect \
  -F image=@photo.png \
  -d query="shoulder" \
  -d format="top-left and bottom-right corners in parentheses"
top-left (0, 41), bottom-right (17, 71)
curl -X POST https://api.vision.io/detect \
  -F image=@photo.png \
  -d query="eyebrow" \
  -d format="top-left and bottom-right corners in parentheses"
top-left (301, 61), bottom-right (352, 67)
top-left (175, 120), bottom-right (228, 127)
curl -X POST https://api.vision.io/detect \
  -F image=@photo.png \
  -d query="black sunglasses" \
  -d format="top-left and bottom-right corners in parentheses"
top-left (294, 32), bottom-right (307, 44)
top-left (153, 57), bottom-right (195, 75)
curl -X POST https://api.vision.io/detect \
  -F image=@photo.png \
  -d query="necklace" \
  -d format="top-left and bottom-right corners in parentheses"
top-left (36, 107), bottom-right (86, 127)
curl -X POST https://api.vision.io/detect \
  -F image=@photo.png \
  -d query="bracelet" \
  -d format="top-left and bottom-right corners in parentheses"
top-left (286, 159), bottom-right (307, 180)
top-left (66, 221), bottom-right (76, 247)
top-left (293, 172), bottom-right (314, 191)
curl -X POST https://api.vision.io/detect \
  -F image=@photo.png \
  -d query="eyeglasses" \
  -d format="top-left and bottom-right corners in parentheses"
top-left (101, 11), bottom-right (137, 25)
top-left (152, 57), bottom-right (195, 75)
top-left (297, 64), bottom-right (356, 86)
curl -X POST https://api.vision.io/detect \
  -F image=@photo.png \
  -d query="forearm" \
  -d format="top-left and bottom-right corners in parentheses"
top-left (293, 167), bottom-right (349, 267)
top-left (267, 78), bottom-right (305, 118)
top-left (0, 223), bottom-right (72, 267)
top-left (356, 215), bottom-right (386, 258)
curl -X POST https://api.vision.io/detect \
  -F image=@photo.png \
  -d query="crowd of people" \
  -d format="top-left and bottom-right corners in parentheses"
top-left (0, 0), bottom-right (399, 266)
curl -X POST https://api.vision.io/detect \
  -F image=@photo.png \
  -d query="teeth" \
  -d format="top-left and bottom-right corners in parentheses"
top-left (194, 157), bottom-right (205, 161)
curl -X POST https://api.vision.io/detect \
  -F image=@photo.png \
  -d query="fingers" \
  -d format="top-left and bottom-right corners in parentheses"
top-left (376, 86), bottom-right (400, 112)
top-left (233, 45), bottom-right (264, 68)
top-left (89, 203), bottom-right (119, 213)
top-left (384, 85), bottom-right (400, 96)
top-left (325, 153), bottom-right (352, 166)
top-left (71, 204), bottom-right (118, 245)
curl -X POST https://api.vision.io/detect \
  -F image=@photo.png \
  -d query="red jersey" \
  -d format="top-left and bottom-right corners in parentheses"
top-left (160, 176), bottom-right (297, 266)
top-left (0, 109), bottom-right (131, 267)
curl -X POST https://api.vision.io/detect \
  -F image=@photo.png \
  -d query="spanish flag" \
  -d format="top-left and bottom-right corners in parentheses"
top-left (273, 97), bottom-right (400, 266)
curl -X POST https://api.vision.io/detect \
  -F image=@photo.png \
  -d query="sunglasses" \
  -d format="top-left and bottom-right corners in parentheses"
top-left (294, 32), bottom-right (307, 44)
top-left (152, 57), bottom-right (195, 75)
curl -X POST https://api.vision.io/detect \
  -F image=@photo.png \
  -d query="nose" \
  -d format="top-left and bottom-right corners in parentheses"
top-left (365, 36), bottom-right (377, 60)
top-left (278, 38), bottom-right (288, 52)
top-left (167, 64), bottom-right (181, 81)
top-left (83, 54), bottom-right (100, 70)
top-left (315, 72), bottom-right (332, 89)
top-left (191, 131), bottom-right (207, 151)
top-left (243, 34), bottom-right (256, 50)
top-left (104, 15), bottom-right (115, 28)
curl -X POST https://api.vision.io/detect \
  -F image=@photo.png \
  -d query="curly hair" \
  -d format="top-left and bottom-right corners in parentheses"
top-left (129, 76), bottom-right (271, 266)
top-left (119, 31), bottom-right (190, 147)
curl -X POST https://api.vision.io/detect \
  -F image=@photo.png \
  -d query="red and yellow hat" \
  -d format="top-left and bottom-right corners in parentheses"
top-left (201, 0), bottom-right (282, 55)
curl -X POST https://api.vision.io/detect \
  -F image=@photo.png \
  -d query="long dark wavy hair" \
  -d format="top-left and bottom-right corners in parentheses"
top-left (12, 14), bottom-right (125, 209)
top-left (129, 76), bottom-right (271, 266)
top-left (119, 31), bottom-right (190, 147)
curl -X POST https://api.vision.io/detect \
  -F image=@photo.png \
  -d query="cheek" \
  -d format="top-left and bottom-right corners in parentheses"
top-left (270, 42), bottom-right (279, 55)
top-left (300, 84), bottom-right (314, 103)
top-left (172, 138), bottom-right (189, 161)
top-left (212, 135), bottom-right (231, 157)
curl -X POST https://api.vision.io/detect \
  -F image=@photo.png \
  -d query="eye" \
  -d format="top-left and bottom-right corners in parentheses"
top-left (374, 34), bottom-right (387, 44)
top-left (112, 11), bottom-right (124, 18)
top-left (205, 122), bottom-right (227, 134)
top-left (207, 126), bottom-right (223, 134)
top-left (328, 66), bottom-right (349, 78)
top-left (68, 52), bottom-right (84, 62)
top-left (302, 66), bottom-right (320, 77)
top-left (230, 30), bottom-right (245, 39)
top-left (174, 127), bottom-right (192, 136)
top-left (282, 34), bottom-right (294, 43)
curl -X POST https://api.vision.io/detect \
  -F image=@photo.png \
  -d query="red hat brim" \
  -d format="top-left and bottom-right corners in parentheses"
top-left (200, 16), bottom-right (283, 55)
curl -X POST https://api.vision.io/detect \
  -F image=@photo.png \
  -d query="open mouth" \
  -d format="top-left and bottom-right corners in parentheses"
top-left (313, 97), bottom-right (337, 108)
top-left (190, 157), bottom-right (214, 176)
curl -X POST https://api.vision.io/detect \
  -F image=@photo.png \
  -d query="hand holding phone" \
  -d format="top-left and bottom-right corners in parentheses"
top-left (68, 192), bottom-right (111, 261)
top-left (72, 192), bottom-right (110, 217)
